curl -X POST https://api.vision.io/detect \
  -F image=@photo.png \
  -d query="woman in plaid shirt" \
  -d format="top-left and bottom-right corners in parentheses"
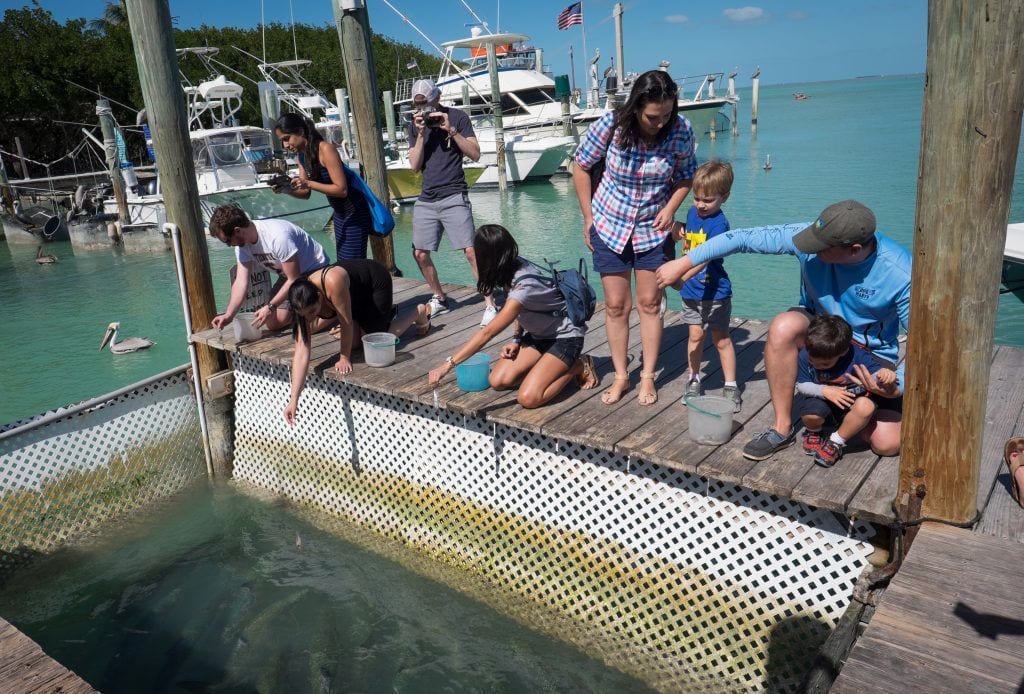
top-left (572, 70), bottom-right (696, 405)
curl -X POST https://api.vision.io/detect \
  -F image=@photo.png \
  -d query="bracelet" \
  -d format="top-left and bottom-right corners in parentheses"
top-left (512, 335), bottom-right (523, 345)
top-left (266, 302), bottom-right (277, 312)
top-left (446, 355), bottom-right (457, 368)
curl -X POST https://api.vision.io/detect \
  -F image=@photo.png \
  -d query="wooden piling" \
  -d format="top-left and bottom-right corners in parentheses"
top-left (96, 99), bottom-right (130, 227)
top-left (0, 153), bottom-right (13, 213)
top-left (332, 0), bottom-right (397, 272)
top-left (900, 0), bottom-right (1024, 523)
top-left (124, 0), bottom-right (232, 477)
top-left (750, 67), bottom-right (760, 134)
top-left (383, 89), bottom-right (397, 154)
top-left (485, 41), bottom-right (509, 193)
top-left (333, 88), bottom-right (356, 157)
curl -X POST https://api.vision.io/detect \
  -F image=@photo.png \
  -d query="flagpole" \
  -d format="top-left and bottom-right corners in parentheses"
top-left (580, 0), bottom-right (589, 99)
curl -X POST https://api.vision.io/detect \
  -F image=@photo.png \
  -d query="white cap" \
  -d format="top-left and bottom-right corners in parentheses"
top-left (412, 79), bottom-right (440, 103)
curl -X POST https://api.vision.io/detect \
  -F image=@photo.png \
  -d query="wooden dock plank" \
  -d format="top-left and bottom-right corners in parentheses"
top-left (0, 618), bottom-right (95, 693)
top-left (832, 523), bottom-right (1024, 692)
top-left (975, 346), bottom-right (1024, 542)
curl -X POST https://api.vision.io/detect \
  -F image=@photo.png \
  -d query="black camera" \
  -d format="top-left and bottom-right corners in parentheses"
top-left (423, 114), bottom-right (444, 128)
top-left (268, 173), bottom-right (291, 189)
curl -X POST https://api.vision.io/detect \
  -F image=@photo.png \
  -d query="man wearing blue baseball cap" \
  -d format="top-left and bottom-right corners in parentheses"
top-left (657, 200), bottom-right (912, 462)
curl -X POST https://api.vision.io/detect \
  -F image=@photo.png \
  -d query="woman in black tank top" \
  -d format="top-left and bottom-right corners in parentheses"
top-left (282, 259), bottom-right (430, 424)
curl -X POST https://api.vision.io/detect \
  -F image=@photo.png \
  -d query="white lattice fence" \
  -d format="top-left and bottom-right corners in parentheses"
top-left (233, 354), bottom-right (873, 692)
top-left (0, 367), bottom-right (206, 567)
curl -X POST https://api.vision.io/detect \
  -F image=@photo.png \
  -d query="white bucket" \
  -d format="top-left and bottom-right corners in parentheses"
top-left (362, 332), bottom-right (398, 367)
top-left (684, 395), bottom-right (735, 445)
top-left (233, 313), bottom-right (261, 341)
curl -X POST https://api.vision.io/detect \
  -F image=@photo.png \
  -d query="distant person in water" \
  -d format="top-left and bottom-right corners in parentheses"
top-left (656, 199), bottom-right (911, 461)
top-left (284, 259), bottom-right (430, 425)
top-left (209, 203), bottom-right (329, 332)
top-left (427, 225), bottom-right (598, 408)
top-left (275, 112), bottom-right (371, 261)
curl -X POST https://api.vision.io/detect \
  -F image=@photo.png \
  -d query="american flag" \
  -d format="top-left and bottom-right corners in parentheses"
top-left (557, 2), bottom-right (583, 30)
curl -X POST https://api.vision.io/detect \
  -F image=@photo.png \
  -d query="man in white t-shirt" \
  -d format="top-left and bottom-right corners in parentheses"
top-left (208, 204), bottom-right (329, 331)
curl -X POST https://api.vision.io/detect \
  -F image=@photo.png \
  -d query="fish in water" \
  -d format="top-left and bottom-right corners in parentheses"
top-left (99, 322), bottom-right (155, 354)
top-left (35, 246), bottom-right (57, 264)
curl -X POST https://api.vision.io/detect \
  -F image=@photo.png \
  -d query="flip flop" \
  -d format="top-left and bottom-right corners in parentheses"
top-left (576, 354), bottom-right (598, 390)
top-left (638, 371), bottom-right (658, 406)
top-left (1005, 437), bottom-right (1024, 508)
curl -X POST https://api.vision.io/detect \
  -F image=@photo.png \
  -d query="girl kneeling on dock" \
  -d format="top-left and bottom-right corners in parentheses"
top-left (284, 259), bottom-right (430, 424)
top-left (428, 225), bottom-right (599, 408)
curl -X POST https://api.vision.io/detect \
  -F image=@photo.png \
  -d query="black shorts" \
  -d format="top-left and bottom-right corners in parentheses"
top-left (794, 391), bottom-right (904, 424)
top-left (520, 334), bottom-right (585, 367)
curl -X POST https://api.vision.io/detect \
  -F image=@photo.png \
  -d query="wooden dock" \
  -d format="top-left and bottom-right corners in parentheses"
top-left (0, 618), bottom-right (94, 693)
top-left (192, 276), bottom-right (1024, 526)
top-left (832, 523), bottom-right (1024, 692)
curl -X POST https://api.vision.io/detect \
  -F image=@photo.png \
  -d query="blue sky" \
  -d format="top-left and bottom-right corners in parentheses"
top-left (12, 0), bottom-right (927, 87)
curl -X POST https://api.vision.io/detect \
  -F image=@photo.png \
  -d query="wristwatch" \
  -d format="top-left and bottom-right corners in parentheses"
top-left (446, 355), bottom-right (457, 368)
top-left (266, 302), bottom-right (277, 312)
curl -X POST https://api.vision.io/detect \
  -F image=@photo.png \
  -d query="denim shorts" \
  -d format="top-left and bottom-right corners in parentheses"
top-left (520, 334), bottom-right (585, 367)
top-left (794, 391), bottom-right (904, 423)
top-left (590, 225), bottom-right (674, 274)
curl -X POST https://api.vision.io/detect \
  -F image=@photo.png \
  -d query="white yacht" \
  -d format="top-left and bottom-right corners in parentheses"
top-left (101, 49), bottom-right (332, 235)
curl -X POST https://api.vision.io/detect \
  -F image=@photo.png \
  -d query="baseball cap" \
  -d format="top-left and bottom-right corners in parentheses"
top-left (411, 79), bottom-right (440, 103)
top-left (792, 200), bottom-right (877, 253)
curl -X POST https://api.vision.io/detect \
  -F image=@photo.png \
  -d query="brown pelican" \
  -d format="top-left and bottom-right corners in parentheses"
top-left (35, 246), bottom-right (57, 264)
top-left (99, 322), bottom-right (154, 354)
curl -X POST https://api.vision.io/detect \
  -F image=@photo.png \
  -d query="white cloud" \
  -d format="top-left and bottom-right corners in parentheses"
top-left (723, 6), bottom-right (768, 23)
top-left (665, 14), bottom-right (689, 24)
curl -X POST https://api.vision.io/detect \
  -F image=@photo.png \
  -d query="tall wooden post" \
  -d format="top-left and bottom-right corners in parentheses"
top-left (332, 0), bottom-right (397, 273)
top-left (124, 0), bottom-right (233, 477)
top-left (750, 67), bottom-right (760, 134)
top-left (900, 0), bottom-right (1024, 522)
top-left (96, 99), bottom-right (131, 226)
top-left (0, 154), bottom-right (13, 214)
top-left (485, 41), bottom-right (509, 193)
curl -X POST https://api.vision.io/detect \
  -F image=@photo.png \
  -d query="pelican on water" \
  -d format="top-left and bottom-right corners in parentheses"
top-left (35, 246), bottom-right (57, 264)
top-left (99, 322), bottom-right (154, 354)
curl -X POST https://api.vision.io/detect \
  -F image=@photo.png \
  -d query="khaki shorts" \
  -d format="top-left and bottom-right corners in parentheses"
top-left (680, 298), bottom-right (732, 331)
top-left (411, 192), bottom-right (476, 251)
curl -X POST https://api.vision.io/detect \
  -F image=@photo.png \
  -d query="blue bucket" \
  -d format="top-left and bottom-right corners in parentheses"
top-left (456, 353), bottom-right (491, 392)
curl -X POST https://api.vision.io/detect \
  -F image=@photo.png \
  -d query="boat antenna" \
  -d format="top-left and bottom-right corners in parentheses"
top-left (288, 0), bottom-right (298, 61)
top-left (260, 0), bottom-right (267, 64)
top-left (458, 1), bottom-right (493, 34)
top-left (65, 80), bottom-right (139, 115)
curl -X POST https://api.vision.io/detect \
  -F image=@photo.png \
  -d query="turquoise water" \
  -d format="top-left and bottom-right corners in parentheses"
top-left (2, 74), bottom-right (1023, 423)
top-left (0, 482), bottom-right (647, 692)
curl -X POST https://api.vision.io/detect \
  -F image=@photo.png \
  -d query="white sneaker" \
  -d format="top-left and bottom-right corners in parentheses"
top-left (428, 295), bottom-right (452, 317)
top-left (480, 304), bottom-right (499, 327)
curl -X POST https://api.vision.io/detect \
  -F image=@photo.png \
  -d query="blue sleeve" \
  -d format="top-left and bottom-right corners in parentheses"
top-left (687, 223), bottom-right (809, 265)
top-left (455, 109), bottom-right (475, 138)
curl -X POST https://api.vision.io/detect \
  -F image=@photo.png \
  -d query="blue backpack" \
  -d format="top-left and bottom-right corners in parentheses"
top-left (522, 258), bottom-right (597, 328)
top-left (342, 162), bottom-right (395, 237)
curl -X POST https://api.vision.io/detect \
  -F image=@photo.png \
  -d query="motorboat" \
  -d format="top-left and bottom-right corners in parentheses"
top-left (1003, 223), bottom-right (1024, 301)
top-left (393, 28), bottom-right (736, 137)
top-left (99, 49), bottom-right (333, 236)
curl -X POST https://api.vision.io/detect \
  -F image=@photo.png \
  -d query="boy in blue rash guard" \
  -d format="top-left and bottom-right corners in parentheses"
top-left (674, 161), bottom-right (742, 412)
top-left (655, 200), bottom-right (911, 461)
top-left (796, 315), bottom-right (901, 468)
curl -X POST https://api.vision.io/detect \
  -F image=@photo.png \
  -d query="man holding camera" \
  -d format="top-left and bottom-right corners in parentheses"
top-left (407, 78), bottom-right (498, 326)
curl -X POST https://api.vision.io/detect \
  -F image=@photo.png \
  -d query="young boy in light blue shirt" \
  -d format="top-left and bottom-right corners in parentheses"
top-left (674, 161), bottom-right (742, 412)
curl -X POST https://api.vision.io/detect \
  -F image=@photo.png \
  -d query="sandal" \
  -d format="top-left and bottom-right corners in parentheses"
top-left (638, 371), bottom-right (658, 406)
top-left (601, 374), bottom-right (630, 405)
top-left (1005, 437), bottom-right (1024, 507)
top-left (575, 355), bottom-right (598, 390)
top-left (414, 304), bottom-right (432, 337)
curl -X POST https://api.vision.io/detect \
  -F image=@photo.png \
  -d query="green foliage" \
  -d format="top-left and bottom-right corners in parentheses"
top-left (0, 4), bottom-right (442, 176)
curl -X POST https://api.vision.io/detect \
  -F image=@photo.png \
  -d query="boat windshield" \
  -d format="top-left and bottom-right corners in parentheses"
top-left (193, 133), bottom-right (248, 169)
top-left (464, 48), bottom-right (537, 72)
